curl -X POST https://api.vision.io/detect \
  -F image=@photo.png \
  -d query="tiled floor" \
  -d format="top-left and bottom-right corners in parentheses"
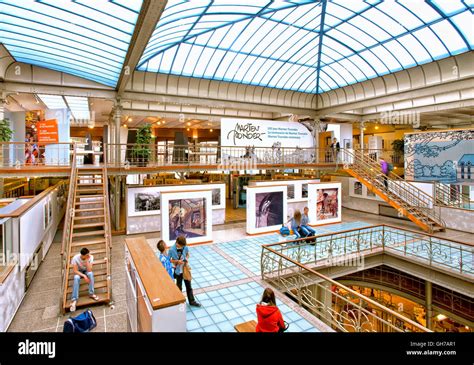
top-left (186, 282), bottom-right (317, 332)
top-left (8, 207), bottom-right (473, 333)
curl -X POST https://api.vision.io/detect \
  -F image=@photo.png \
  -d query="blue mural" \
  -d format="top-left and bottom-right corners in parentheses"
top-left (405, 130), bottom-right (474, 183)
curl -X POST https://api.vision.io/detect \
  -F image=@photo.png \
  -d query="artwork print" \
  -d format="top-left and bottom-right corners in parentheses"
top-left (316, 188), bottom-right (339, 220)
top-left (302, 183), bottom-right (308, 198)
top-left (169, 198), bottom-right (206, 240)
top-left (135, 192), bottom-right (160, 212)
top-left (255, 191), bottom-right (283, 228)
top-left (354, 181), bottom-right (362, 195)
top-left (212, 188), bottom-right (221, 206)
top-left (287, 184), bottom-right (295, 200)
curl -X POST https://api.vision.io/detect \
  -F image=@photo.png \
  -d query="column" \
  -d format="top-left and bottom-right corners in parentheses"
top-left (113, 101), bottom-right (122, 166)
top-left (425, 280), bottom-right (433, 330)
top-left (313, 118), bottom-right (320, 164)
top-left (360, 121), bottom-right (365, 151)
top-left (114, 175), bottom-right (121, 231)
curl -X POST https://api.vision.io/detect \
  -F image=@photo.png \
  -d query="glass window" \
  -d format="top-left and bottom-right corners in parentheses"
top-left (451, 11), bottom-right (474, 48)
top-left (412, 27), bottom-right (449, 60)
top-left (430, 20), bottom-right (469, 54)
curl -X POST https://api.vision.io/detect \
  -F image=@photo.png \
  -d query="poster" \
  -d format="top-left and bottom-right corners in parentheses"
top-left (302, 183), bottom-right (308, 198)
top-left (212, 188), bottom-right (220, 206)
top-left (134, 192), bottom-right (160, 213)
top-left (37, 119), bottom-right (59, 143)
top-left (161, 190), bottom-right (212, 245)
top-left (308, 183), bottom-right (342, 225)
top-left (354, 181), bottom-right (363, 196)
top-left (316, 188), bottom-right (339, 221)
top-left (168, 198), bottom-right (206, 240)
top-left (287, 184), bottom-right (295, 200)
top-left (246, 185), bottom-right (287, 234)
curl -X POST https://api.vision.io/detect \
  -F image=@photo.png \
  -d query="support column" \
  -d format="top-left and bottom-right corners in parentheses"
top-left (114, 175), bottom-right (121, 231)
top-left (425, 280), bottom-right (433, 330)
top-left (113, 101), bottom-right (122, 166)
top-left (313, 118), bottom-right (320, 164)
top-left (360, 121), bottom-right (365, 151)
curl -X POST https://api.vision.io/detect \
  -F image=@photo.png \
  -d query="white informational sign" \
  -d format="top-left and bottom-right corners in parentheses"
top-left (221, 118), bottom-right (314, 148)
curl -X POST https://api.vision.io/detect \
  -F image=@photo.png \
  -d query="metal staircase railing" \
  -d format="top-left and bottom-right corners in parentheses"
top-left (434, 182), bottom-right (473, 209)
top-left (60, 144), bottom-right (78, 311)
top-left (344, 149), bottom-right (445, 232)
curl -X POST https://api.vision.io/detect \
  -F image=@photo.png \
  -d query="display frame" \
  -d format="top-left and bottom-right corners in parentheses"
top-left (249, 179), bottom-right (319, 202)
top-left (308, 182), bottom-right (342, 225)
top-left (348, 178), bottom-right (384, 202)
top-left (246, 185), bottom-right (287, 235)
top-left (210, 184), bottom-right (226, 209)
top-left (160, 189), bottom-right (213, 245)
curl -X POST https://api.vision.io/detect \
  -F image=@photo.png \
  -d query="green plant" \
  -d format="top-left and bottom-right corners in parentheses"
top-left (391, 139), bottom-right (404, 154)
top-left (0, 118), bottom-right (13, 142)
top-left (132, 124), bottom-right (153, 162)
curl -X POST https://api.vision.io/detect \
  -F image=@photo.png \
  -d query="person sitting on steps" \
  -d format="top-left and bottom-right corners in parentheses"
top-left (70, 247), bottom-right (99, 312)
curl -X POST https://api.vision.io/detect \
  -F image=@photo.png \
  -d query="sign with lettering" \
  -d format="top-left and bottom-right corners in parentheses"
top-left (221, 118), bottom-right (313, 148)
top-left (37, 119), bottom-right (59, 143)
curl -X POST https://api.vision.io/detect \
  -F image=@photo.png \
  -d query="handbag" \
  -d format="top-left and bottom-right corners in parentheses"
top-left (183, 263), bottom-right (192, 281)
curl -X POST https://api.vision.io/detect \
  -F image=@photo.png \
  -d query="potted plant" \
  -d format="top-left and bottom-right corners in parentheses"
top-left (0, 118), bottom-right (13, 167)
top-left (391, 139), bottom-right (404, 165)
top-left (132, 124), bottom-right (153, 167)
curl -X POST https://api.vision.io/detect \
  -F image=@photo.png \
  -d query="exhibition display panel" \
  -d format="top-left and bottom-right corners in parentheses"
top-left (161, 190), bottom-right (213, 245)
top-left (246, 185), bottom-right (287, 235)
top-left (308, 182), bottom-right (342, 225)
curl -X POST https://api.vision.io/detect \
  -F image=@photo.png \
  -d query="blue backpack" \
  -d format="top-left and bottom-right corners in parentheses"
top-left (280, 225), bottom-right (290, 236)
top-left (63, 309), bottom-right (97, 333)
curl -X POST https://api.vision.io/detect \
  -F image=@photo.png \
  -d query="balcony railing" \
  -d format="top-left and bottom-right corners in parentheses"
top-left (261, 243), bottom-right (431, 332)
top-left (0, 142), bottom-right (74, 168)
top-left (264, 224), bottom-right (473, 278)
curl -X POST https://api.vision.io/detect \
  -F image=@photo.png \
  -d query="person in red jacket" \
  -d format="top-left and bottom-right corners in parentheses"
top-left (256, 288), bottom-right (286, 332)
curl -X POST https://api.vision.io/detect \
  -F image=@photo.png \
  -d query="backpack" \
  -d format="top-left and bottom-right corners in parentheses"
top-left (279, 225), bottom-right (290, 236)
top-left (63, 309), bottom-right (97, 333)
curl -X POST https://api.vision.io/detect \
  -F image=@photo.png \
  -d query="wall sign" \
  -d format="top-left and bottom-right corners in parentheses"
top-left (37, 119), bottom-right (59, 143)
top-left (221, 118), bottom-right (314, 148)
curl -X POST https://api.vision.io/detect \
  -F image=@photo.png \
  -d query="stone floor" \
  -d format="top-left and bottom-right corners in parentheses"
top-left (7, 207), bottom-right (473, 332)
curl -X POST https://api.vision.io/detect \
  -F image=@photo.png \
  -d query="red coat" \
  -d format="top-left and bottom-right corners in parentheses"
top-left (256, 304), bottom-right (285, 332)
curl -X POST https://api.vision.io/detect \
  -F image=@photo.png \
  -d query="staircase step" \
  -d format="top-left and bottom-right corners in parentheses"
top-left (66, 279), bottom-right (108, 294)
top-left (69, 259), bottom-right (107, 270)
top-left (75, 195), bottom-right (103, 199)
top-left (66, 293), bottom-right (108, 312)
top-left (71, 238), bottom-right (106, 247)
top-left (75, 201), bottom-right (104, 206)
top-left (75, 207), bottom-right (104, 213)
top-left (74, 215), bottom-right (105, 221)
top-left (73, 222), bottom-right (105, 229)
top-left (68, 268), bottom-right (108, 281)
top-left (76, 183), bottom-right (103, 187)
top-left (72, 230), bottom-right (105, 238)
top-left (77, 188), bottom-right (103, 193)
top-left (69, 248), bottom-right (106, 258)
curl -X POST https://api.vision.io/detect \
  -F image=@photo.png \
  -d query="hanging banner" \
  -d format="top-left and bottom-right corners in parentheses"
top-left (37, 119), bottom-right (59, 143)
top-left (221, 118), bottom-right (313, 148)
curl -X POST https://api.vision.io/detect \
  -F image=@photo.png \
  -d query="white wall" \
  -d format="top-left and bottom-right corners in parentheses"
top-left (5, 111), bottom-right (25, 164)
top-left (0, 266), bottom-right (24, 332)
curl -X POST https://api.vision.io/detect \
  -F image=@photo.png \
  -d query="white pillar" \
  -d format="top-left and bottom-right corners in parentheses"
top-left (360, 121), bottom-right (365, 151)
top-left (113, 101), bottom-right (122, 166)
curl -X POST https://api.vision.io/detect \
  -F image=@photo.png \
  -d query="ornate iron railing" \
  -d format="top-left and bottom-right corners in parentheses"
top-left (265, 224), bottom-right (474, 277)
top-left (261, 244), bottom-right (431, 332)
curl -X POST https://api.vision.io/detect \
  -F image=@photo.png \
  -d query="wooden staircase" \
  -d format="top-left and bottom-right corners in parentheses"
top-left (60, 155), bottom-right (113, 313)
top-left (343, 150), bottom-right (445, 233)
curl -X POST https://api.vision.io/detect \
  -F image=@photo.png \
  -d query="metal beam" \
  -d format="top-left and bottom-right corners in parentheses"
top-left (116, 0), bottom-right (167, 94)
top-left (362, 99), bottom-right (474, 121)
top-left (2, 82), bottom-right (116, 99)
top-left (121, 91), bottom-right (317, 116)
top-left (315, 77), bottom-right (474, 115)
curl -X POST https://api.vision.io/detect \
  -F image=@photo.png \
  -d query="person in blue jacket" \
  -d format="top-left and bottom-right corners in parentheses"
top-left (156, 240), bottom-right (173, 279)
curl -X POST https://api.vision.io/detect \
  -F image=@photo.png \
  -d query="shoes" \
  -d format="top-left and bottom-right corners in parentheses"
top-left (190, 301), bottom-right (201, 307)
top-left (70, 300), bottom-right (77, 312)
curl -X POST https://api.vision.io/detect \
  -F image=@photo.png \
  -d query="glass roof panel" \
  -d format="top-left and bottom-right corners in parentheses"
top-left (3, 0), bottom-right (470, 93)
top-left (0, 0), bottom-right (142, 87)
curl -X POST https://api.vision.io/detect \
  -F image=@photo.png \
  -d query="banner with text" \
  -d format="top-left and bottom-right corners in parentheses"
top-left (221, 118), bottom-right (313, 148)
top-left (37, 119), bottom-right (59, 143)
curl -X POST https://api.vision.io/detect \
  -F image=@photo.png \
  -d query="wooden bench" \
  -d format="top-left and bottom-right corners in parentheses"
top-left (234, 320), bottom-right (257, 332)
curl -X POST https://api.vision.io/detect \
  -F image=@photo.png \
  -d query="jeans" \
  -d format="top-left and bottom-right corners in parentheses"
top-left (301, 225), bottom-right (316, 236)
top-left (72, 269), bottom-right (95, 301)
top-left (174, 273), bottom-right (196, 304)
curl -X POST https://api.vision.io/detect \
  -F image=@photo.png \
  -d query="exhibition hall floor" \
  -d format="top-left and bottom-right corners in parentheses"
top-left (7, 209), bottom-right (472, 332)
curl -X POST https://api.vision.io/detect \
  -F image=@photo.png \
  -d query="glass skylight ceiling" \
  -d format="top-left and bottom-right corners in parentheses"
top-left (138, 0), bottom-right (473, 93)
top-left (0, 0), bottom-right (143, 87)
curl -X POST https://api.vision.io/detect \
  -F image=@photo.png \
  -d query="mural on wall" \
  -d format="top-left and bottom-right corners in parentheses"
top-left (405, 130), bottom-right (474, 183)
